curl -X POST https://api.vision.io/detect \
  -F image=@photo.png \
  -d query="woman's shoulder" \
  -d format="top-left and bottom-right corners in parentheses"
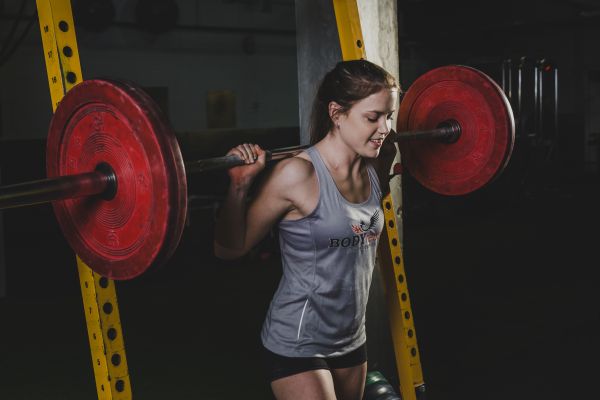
top-left (260, 152), bottom-right (316, 193)
top-left (273, 152), bottom-right (314, 180)
top-left (262, 153), bottom-right (317, 204)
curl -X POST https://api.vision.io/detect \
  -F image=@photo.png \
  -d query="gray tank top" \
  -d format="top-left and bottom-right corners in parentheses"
top-left (261, 146), bottom-right (383, 357)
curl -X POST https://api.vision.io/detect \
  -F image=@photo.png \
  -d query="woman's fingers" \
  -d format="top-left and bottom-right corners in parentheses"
top-left (253, 144), bottom-right (266, 162)
top-left (235, 143), bottom-right (255, 164)
top-left (226, 143), bottom-right (264, 165)
top-left (225, 143), bottom-right (267, 186)
top-left (237, 143), bottom-right (262, 164)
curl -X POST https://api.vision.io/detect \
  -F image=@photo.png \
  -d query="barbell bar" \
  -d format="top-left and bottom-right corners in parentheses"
top-left (0, 119), bottom-right (464, 210)
top-left (0, 65), bottom-right (514, 280)
top-left (0, 99), bottom-right (466, 210)
top-left (0, 124), bottom-right (460, 210)
top-left (0, 120), bottom-right (459, 209)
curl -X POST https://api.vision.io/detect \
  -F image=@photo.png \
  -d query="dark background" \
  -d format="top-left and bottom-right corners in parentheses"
top-left (1, 0), bottom-right (599, 399)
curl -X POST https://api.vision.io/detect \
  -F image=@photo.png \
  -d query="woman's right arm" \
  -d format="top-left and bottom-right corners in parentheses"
top-left (213, 144), bottom-right (313, 260)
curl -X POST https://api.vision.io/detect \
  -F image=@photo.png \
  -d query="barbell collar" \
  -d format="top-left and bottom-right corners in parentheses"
top-left (393, 120), bottom-right (461, 143)
top-left (0, 166), bottom-right (115, 210)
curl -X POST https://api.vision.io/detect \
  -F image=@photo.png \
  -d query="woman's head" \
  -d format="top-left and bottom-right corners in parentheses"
top-left (309, 59), bottom-right (399, 144)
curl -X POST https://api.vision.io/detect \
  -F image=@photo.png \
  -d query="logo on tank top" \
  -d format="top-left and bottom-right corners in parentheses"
top-left (328, 210), bottom-right (381, 248)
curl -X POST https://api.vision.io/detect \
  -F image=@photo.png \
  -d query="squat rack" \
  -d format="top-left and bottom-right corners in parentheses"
top-left (32, 1), bottom-right (424, 399)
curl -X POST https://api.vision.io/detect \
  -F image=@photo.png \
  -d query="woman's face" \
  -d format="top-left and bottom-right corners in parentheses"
top-left (333, 88), bottom-right (398, 158)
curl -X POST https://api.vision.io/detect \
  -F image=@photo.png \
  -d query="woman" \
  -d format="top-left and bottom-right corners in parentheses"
top-left (214, 59), bottom-right (398, 400)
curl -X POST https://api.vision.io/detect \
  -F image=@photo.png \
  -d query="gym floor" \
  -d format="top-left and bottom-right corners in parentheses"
top-left (1, 165), bottom-right (598, 399)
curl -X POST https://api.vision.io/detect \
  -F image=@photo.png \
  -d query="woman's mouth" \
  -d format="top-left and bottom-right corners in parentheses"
top-left (369, 138), bottom-right (383, 148)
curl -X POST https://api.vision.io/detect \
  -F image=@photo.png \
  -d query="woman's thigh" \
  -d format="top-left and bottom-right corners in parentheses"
top-left (330, 362), bottom-right (367, 400)
top-left (271, 369), bottom-right (337, 400)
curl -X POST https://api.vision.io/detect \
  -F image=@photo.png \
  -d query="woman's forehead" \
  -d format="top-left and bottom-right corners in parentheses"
top-left (354, 89), bottom-right (398, 111)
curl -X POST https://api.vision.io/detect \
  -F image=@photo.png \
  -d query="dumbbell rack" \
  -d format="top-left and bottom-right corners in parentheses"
top-left (35, 1), bottom-right (132, 399)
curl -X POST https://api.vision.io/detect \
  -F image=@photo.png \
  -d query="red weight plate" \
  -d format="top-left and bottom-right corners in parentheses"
top-left (398, 66), bottom-right (515, 195)
top-left (47, 80), bottom-right (187, 280)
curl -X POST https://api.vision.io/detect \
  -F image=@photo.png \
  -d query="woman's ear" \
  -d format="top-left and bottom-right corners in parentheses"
top-left (328, 101), bottom-right (343, 124)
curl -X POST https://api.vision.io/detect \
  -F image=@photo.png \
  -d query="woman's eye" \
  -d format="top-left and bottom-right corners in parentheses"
top-left (387, 113), bottom-right (394, 121)
top-left (367, 116), bottom-right (378, 122)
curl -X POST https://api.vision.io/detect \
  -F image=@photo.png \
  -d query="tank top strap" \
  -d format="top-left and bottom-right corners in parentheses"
top-left (306, 146), bottom-right (339, 200)
top-left (365, 162), bottom-right (382, 200)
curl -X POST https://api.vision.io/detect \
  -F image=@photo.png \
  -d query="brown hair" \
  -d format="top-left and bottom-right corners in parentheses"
top-left (309, 59), bottom-right (398, 144)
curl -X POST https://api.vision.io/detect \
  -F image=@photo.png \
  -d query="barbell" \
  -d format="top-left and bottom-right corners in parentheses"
top-left (0, 65), bottom-right (514, 280)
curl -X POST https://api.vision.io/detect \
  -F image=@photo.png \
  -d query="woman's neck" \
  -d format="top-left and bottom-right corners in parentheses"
top-left (315, 133), bottom-right (364, 177)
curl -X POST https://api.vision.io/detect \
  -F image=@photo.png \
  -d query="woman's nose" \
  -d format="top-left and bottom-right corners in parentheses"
top-left (378, 117), bottom-right (391, 134)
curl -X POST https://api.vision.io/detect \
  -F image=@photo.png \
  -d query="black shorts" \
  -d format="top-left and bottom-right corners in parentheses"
top-left (262, 343), bottom-right (367, 382)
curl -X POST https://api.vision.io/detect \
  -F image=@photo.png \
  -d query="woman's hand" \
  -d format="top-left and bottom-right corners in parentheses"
top-left (378, 133), bottom-right (397, 170)
top-left (226, 143), bottom-right (267, 189)
top-left (374, 133), bottom-right (398, 195)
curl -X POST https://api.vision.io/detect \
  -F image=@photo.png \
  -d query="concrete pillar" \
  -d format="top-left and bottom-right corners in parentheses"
top-left (295, 0), bottom-right (341, 144)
